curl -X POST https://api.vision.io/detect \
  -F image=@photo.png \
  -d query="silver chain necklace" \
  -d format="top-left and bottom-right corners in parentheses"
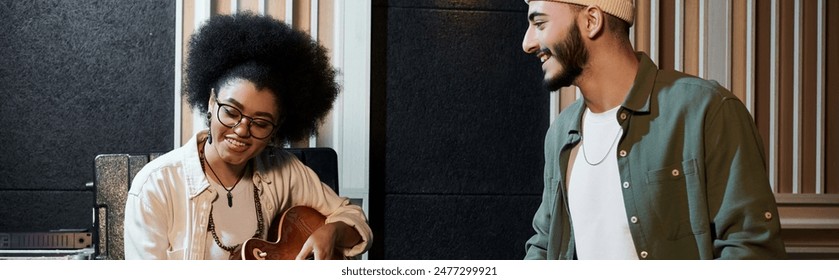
top-left (580, 127), bottom-right (623, 166)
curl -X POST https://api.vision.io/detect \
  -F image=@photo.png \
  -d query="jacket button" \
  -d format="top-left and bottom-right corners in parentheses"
top-left (764, 211), bottom-right (773, 220)
top-left (619, 150), bottom-right (627, 157)
top-left (620, 112), bottom-right (627, 120)
top-left (640, 251), bottom-right (648, 259)
top-left (622, 182), bottom-right (630, 189)
top-left (671, 169), bottom-right (680, 176)
top-left (630, 216), bottom-right (638, 223)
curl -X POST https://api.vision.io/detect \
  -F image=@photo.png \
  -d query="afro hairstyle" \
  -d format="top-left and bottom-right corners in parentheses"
top-left (184, 12), bottom-right (339, 145)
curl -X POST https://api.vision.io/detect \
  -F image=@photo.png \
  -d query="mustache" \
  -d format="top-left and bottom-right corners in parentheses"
top-left (538, 47), bottom-right (553, 57)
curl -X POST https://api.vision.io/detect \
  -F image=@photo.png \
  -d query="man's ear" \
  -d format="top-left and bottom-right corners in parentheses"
top-left (581, 5), bottom-right (604, 39)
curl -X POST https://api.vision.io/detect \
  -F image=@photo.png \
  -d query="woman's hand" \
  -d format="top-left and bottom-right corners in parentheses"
top-left (295, 221), bottom-right (361, 260)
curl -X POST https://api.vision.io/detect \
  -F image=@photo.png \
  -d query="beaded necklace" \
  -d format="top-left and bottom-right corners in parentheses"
top-left (199, 139), bottom-right (264, 254)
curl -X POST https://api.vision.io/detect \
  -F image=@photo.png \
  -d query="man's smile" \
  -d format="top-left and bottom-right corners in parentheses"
top-left (538, 50), bottom-right (552, 63)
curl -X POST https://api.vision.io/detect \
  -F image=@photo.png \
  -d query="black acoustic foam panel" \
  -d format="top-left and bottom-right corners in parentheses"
top-left (0, 0), bottom-right (175, 231)
top-left (385, 8), bottom-right (547, 195)
top-left (373, 1), bottom-right (550, 259)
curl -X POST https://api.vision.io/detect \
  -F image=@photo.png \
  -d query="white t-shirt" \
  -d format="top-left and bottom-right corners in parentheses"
top-left (204, 173), bottom-right (259, 260)
top-left (568, 106), bottom-right (638, 260)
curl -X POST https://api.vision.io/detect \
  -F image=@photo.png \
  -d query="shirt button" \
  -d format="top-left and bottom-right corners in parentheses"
top-left (630, 216), bottom-right (638, 223)
top-left (671, 169), bottom-right (680, 176)
top-left (620, 112), bottom-right (627, 120)
top-left (640, 251), bottom-right (648, 259)
top-left (619, 150), bottom-right (627, 157)
top-left (622, 182), bottom-right (630, 189)
top-left (764, 211), bottom-right (773, 220)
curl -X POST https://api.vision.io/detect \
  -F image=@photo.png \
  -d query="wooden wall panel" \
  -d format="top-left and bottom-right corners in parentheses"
top-left (238, 0), bottom-right (260, 13)
top-left (683, 0), bottom-right (699, 76)
top-left (213, 0), bottom-right (232, 15)
top-left (266, 0), bottom-right (286, 20)
top-left (778, 0), bottom-right (794, 194)
top-left (635, 0), bottom-right (651, 57)
top-left (181, 0), bottom-right (197, 145)
top-left (801, 0), bottom-right (818, 194)
top-left (754, 0), bottom-right (771, 174)
top-left (294, 0), bottom-right (311, 34)
top-left (318, 0), bottom-right (335, 53)
top-left (827, 0), bottom-right (839, 194)
top-left (659, 0), bottom-right (675, 70)
top-left (560, 87), bottom-right (578, 111)
top-left (732, 0), bottom-right (747, 103)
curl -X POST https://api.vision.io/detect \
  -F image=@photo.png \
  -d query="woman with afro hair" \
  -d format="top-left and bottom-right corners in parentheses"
top-left (124, 12), bottom-right (371, 260)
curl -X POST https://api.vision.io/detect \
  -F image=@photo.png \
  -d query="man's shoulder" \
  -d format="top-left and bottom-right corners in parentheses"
top-left (545, 99), bottom-right (583, 145)
top-left (556, 98), bottom-right (584, 120)
top-left (655, 69), bottom-right (737, 106)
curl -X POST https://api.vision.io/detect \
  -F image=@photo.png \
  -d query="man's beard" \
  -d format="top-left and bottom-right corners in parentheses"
top-left (543, 21), bottom-right (589, 91)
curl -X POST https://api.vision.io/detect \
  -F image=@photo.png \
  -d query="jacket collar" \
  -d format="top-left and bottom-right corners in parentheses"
top-left (182, 130), bottom-right (270, 199)
top-left (563, 52), bottom-right (658, 138)
top-left (183, 131), bottom-right (210, 199)
top-left (622, 52), bottom-right (658, 114)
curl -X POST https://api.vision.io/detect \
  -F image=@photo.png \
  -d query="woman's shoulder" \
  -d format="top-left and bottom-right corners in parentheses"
top-left (141, 147), bottom-right (188, 173)
top-left (128, 146), bottom-right (189, 195)
top-left (254, 148), bottom-right (304, 171)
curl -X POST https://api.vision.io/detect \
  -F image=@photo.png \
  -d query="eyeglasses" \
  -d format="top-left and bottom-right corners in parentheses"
top-left (214, 98), bottom-right (278, 139)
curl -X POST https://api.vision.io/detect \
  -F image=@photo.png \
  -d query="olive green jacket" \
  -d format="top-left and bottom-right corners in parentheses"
top-left (524, 53), bottom-right (787, 260)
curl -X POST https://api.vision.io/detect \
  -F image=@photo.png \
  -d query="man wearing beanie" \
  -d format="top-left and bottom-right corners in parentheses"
top-left (521, 0), bottom-right (787, 259)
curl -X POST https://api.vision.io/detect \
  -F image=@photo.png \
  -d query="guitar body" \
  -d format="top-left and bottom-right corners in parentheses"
top-left (233, 206), bottom-right (344, 260)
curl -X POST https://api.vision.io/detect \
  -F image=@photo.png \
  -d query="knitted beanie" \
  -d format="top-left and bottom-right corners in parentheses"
top-left (525, 0), bottom-right (635, 26)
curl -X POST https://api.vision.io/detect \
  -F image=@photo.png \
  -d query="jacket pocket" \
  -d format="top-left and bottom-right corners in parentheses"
top-left (680, 158), bottom-right (709, 236)
top-left (645, 160), bottom-right (695, 240)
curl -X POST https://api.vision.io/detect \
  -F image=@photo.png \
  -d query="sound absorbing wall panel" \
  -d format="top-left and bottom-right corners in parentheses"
top-left (0, 0), bottom-right (175, 232)
top-left (370, 0), bottom-right (548, 259)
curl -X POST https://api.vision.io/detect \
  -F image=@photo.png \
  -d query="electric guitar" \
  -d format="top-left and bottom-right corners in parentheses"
top-left (231, 206), bottom-right (345, 260)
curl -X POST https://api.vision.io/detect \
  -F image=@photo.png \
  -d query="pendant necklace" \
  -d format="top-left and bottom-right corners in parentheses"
top-left (198, 138), bottom-right (264, 255)
top-left (201, 141), bottom-right (246, 207)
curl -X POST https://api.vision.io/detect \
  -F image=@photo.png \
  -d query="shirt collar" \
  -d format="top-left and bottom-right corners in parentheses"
top-left (183, 130), bottom-right (271, 198)
top-left (622, 52), bottom-right (658, 114)
top-left (183, 131), bottom-right (210, 198)
top-left (563, 52), bottom-right (658, 138)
